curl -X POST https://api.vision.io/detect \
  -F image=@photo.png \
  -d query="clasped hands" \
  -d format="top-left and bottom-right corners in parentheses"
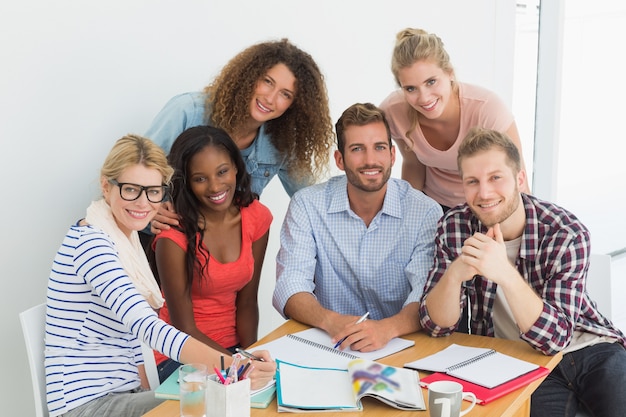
top-left (453, 223), bottom-right (515, 285)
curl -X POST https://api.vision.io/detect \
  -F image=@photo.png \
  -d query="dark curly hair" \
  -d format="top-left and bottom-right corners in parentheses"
top-left (165, 125), bottom-right (256, 290)
top-left (204, 39), bottom-right (334, 183)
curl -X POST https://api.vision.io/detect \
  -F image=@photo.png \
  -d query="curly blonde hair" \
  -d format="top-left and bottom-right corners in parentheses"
top-left (204, 39), bottom-right (334, 183)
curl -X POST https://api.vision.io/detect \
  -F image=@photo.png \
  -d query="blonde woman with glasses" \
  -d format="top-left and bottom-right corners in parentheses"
top-left (44, 135), bottom-right (275, 417)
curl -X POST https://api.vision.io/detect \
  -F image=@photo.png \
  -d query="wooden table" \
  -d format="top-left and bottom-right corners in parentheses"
top-left (143, 320), bottom-right (561, 417)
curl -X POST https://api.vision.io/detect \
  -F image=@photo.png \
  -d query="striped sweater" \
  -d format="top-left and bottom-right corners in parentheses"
top-left (45, 223), bottom-right (189, 416)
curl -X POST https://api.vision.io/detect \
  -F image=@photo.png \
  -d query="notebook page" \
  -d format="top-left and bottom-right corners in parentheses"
top-left (252, 330), bottom-right (356, 369)
top-left (448, 351), bottom-right (539, 389)
top-left (292, 328), bottom-right (415, 361)
top-left (254, 328), bottom-right (415, 369)
top-left (404, 344), bottom-right (493, 372)
top-left (276, 361), bottom-right (358, 410)
top-left (350, 359), bottom-right (425, 410)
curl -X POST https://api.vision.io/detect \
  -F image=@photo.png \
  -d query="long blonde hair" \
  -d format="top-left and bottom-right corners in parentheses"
top-left (391, 28), bottom-right (458, 148)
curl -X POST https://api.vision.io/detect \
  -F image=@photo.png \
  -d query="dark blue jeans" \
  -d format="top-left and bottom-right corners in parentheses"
top-left (156, 358), bottom-right (182, 384)
top-left (530, 342), bottom-right (626, 417)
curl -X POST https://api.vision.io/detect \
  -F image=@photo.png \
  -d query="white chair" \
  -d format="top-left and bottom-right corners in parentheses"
top-left (19, 303), bottom-right (160, 417)
top-left (19, 303), bottom-right (49, 417)
top-left (585, 253), bottom-right (612, 319)
top-left (140, 341), bottom-right (160, 390)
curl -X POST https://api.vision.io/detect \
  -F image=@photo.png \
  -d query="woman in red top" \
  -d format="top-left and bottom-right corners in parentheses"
top-left (150, 125), bottom-right (272, 382)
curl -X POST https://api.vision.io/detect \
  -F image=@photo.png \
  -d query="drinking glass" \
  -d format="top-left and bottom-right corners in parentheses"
top-left (179, 363), bottom-right (208, 417)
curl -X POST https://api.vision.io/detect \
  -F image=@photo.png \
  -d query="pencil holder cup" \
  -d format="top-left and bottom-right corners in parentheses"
top-left (205, 374), bottom-right (250, 417)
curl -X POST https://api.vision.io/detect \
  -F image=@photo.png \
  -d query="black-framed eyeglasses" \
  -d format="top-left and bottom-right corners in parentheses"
top-left (109, 180), bottom-right (169, 203)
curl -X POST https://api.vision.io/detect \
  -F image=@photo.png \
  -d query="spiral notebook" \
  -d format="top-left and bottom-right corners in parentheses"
top-left (276, 359), bottom-right (425, 412)
top-left (252, 327), bottom-right (415, 370)
top-left (404, 343), bottom-right (539, 389)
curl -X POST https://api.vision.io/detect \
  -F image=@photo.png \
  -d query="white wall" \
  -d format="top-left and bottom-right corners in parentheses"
top-left (0, 1), bottom-right (515, 414)
top-left (528, 0), bottom-right (626, 332)
top-left (555, 0), bottom-right (626, 255)
top-left (557, 0), bottom-right (626, 332)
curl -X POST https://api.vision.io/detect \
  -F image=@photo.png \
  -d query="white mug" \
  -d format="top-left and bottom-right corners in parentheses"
top-left (428, 380), bottom-right (476, 417)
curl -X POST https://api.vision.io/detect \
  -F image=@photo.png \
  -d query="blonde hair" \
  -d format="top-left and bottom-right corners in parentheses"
top-left (391, 28), bottom-right (454, 85)
top-left (391, 28), bottom-right (457, 148)
top-left (101, 134), bottom-right (173, 184)
top-left (457, 127), bottom-right (521, 175)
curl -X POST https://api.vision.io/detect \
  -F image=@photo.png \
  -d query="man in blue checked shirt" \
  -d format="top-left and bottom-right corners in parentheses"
top-left (272, 103), bottom-right (442, 352)
top-left (419, 127), bottom-right (626, 417)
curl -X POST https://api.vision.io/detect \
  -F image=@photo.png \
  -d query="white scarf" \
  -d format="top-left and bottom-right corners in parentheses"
top-left (85, 199), bottom-right (164, 309)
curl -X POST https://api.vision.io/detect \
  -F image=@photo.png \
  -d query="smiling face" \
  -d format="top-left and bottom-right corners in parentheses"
top-left (102, 164), bottom-right (163, 237)
top-left (334, 121), bottom-right (395, 195)
top-left (460, 148), bottom-right (526, 229)
top-left (396, 59), bottom-right (455, 120)
top-left (188, 144), bottom-right (238, 214)
top-left (248, 63), bottom-right (296, 124)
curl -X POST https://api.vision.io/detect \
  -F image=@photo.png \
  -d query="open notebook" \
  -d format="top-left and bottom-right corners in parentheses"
top-left (276, 359), bottom-right (425, 412)
top-left (404, 343), bottom-right (541, 389)
top-left (252, 327), bottom-right (415, 370)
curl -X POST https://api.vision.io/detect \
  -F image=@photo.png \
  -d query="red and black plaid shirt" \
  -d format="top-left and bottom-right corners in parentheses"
top-left (420, 193), bottom-right (626, 355)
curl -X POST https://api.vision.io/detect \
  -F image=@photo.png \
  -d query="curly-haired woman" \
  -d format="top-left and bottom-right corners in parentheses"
top-left (145, 39), bottom-right (333, 233)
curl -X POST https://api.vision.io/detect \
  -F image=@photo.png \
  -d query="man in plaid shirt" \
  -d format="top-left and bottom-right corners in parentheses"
top-left (419, 127), bottom-right (626, 416)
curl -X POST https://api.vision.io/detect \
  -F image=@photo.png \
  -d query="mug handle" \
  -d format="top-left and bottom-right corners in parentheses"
top-left (460, 392), bottom-right (477, 416)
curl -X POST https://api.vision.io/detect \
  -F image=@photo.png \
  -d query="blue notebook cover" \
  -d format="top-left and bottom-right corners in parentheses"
top-left (250, 383), bottom-right (277, 408)
top-left (154, 368), bottom-right (276, 408)
top-left (153, 369), bottom-right (179, 400)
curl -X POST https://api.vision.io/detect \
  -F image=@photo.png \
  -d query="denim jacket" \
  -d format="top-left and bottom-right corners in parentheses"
top-left (144, 91), bottom-right (310, 197)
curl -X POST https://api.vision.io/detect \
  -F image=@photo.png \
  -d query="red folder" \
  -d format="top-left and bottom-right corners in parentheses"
top-left (419, 366), bottom-right (550, 405)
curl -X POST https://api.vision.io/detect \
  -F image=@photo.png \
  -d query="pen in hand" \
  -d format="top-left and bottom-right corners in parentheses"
top-left (235, 347), bottom-right (266, 362)
top-left (333, 311), bottom-right (370, 349)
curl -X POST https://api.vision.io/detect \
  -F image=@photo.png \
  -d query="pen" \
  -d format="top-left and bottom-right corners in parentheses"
top-left (225, 356), bottom-right (240, 385)
top-left (334, 311), bottom-right (370, 349)
top-left (243, 364), bottom-right (255, 380)
top-left (239, 362), bottom-right (251, 381)
top-left (235, 347), bottom-right (265, 362)
top-left (213, 366), bottom-right (227, 384)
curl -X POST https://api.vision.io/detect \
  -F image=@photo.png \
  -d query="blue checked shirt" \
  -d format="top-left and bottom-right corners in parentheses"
top-left (419, 193), bottom-right (626, 355)
top-left (273, 176), bottom-right (442, 320)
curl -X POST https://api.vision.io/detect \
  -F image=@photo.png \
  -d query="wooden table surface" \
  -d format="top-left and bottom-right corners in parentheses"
top-left (143, 320), bottom-right (561, 417)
